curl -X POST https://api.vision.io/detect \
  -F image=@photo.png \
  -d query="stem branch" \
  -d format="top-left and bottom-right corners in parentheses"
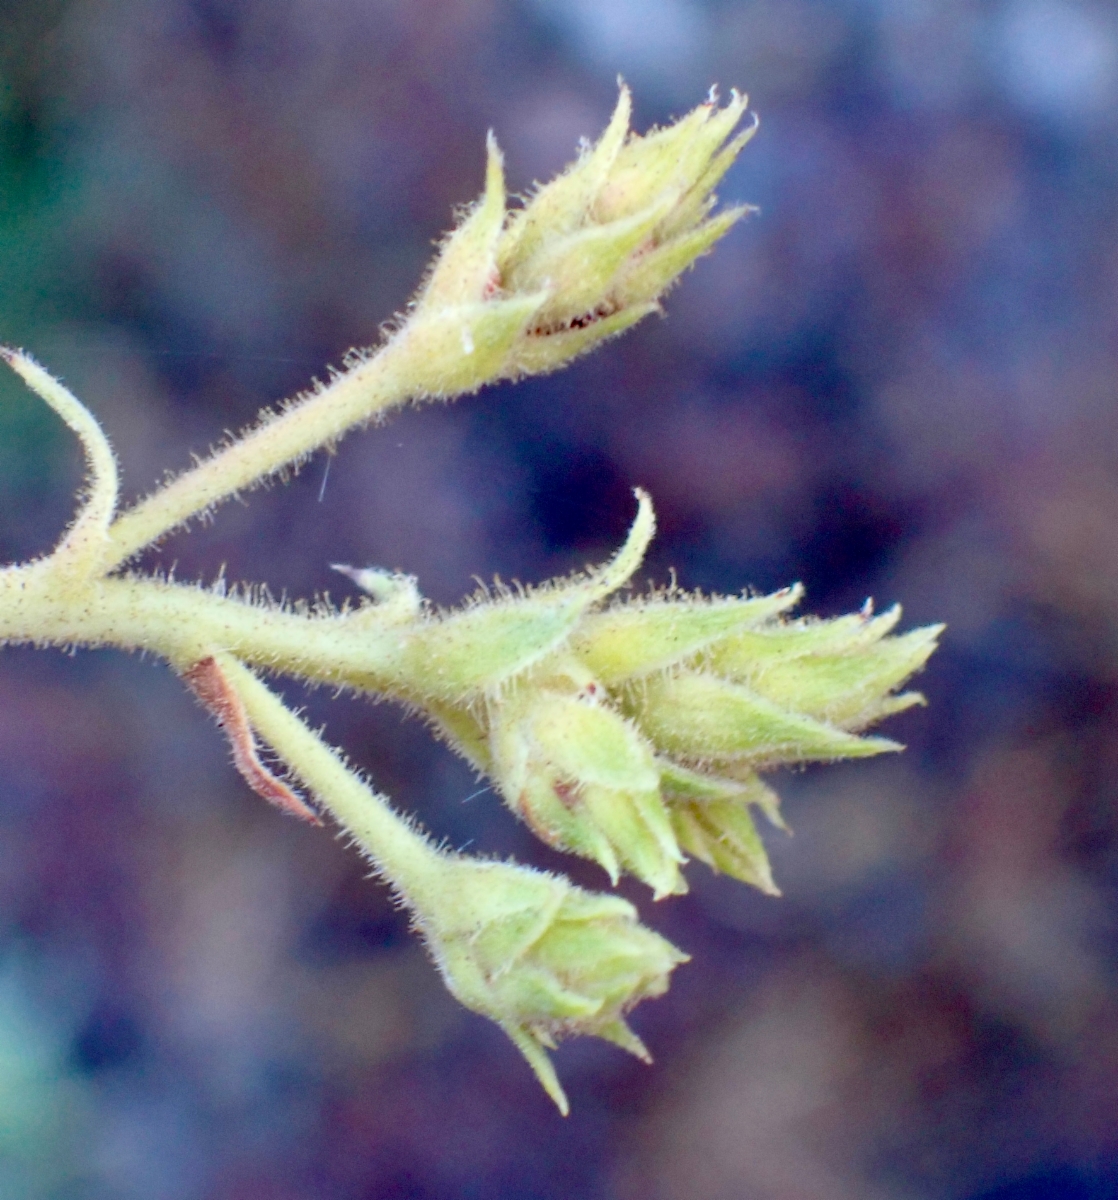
top-left (219, 653), bottom-right (442, 896)
top-left (103, 340), bottom-right (413, 569)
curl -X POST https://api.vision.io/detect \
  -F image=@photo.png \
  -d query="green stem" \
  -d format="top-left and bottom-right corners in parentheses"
top-left (217, 653), bottom-right (443, 896)
top-left (0, 564), bottom-right (405, 679)
top-left (102, 339), bottom-right (412, 569)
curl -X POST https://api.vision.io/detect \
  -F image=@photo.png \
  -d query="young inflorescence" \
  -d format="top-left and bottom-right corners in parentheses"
top-left (0, 86), bottom-right (940, 1114)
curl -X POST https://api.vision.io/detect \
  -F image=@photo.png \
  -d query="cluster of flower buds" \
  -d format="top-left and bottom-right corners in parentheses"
top-left (338, 491), bottom-right (941, 902)
top-left (414, 854), bottom-right (686, 1115)
top-left (397, 83), bottom-right (756, 396)
top-left (0, 83), bottom-right (942, 1115)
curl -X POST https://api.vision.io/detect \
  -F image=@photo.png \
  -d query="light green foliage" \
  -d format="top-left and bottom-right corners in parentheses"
top-left (0, 87), bottom-right (941, 1111)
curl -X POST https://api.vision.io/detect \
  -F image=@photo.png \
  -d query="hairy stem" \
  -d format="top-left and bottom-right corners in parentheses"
top-left (0, 564), bottom-right (406, 677)
top-left (217, 653), bottom-right (443, 897)
top-left (103, 339), bottom-right (413, 569)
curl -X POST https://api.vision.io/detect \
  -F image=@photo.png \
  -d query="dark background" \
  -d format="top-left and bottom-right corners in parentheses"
top-left (2, 1), bottom-right (1118, 1196)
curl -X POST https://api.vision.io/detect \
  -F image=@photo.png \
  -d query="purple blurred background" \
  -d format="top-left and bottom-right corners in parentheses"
top-left (2, 0), bottom-right (1118, 1196)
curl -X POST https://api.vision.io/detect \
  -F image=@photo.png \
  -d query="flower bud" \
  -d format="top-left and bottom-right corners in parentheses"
top-left (397, 85), bottom-right (755, 390)
top-left (658, 761), bottom-right (783, 893)
top-left (490, 684), bottom-right (685, 899)
top-left (571, 584), bottom-right (803, 685)
top-left (625, 669), bottom-right (901, 767)
top-left (497, 83), bottom-right (755, 361)
top-left (418, 856), bottom-right (687, 1113)
top-left (704, 606), bottom-right (943, 730)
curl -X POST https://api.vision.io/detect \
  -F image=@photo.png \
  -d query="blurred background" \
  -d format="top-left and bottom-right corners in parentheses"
top-left (2, 0), bottom-right (1118, 1196)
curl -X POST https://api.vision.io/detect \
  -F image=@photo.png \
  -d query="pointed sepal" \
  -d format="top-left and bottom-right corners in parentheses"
top-left (627, 670), bottom-right (901, 766)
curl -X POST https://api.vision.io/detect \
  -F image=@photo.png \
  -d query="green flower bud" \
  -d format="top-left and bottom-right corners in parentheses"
top-left (658, 761), bottom-right (783, 893)
top-left (490, 683), bottom-right (685, 899)
top-left (418, 856), bottom-right (688, 1114)
top-left (396, 85), bottom-right (754, 389)
top-left (704, 607), bottom-right (943, 731)
top-left (625, 669), bottom-right (901, 766)
top-left (495, 83), bottom-right (754, 344)
top-left (571, 584), bottom-right (803, 685)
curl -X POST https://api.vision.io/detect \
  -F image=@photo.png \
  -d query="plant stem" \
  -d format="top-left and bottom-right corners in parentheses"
top-left (219, 653), bottom-right (443, 896)
top-left (0, 565), bottom-right (397, 675)
top-left (102, 339), bottom-right (412, 569)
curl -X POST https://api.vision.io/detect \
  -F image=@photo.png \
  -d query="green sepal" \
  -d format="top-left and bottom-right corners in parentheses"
top-left (659, 115), bottom-right (759, 242)
top-left (505, 1025), bottom-right (571, 1116)
top-left (423, 698), bottom-right (493, 775)
top-left (371, 595), bottom-right (590, 702)
top-left (657, 758), bottom-right (785, 824)
top-left (403, 293), bottom-right (548, 396)
top-left (670, 794), bottom-right (778, 894)
top-left (730, 625), bottom-right (943, 730)
top-left (506, 194), bottom-right (676, 330)
top-left (363, 491), bottom-right (654, 702)
top-left (613, 206), bottom-right (750, 310)
top-left (593, 93), bottom-right (746, 224)
top-left (417, 133), bottom-right (507, 310)
top-left (506, 303), bottom-right (658, 377)
top-left (627, 670), bottom-right (901, 766)
top-left (497, 85), bottom-right (632, 274)
top-left (571, 584), bottom-right (803, 684)
top-left (706, 604), bottom-right (905, 673)
top-left (659, 760), bottom-right (785, 891)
